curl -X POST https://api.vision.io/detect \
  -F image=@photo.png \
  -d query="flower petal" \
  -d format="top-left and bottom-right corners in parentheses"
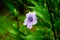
top-left (23, 19), bottom-right (28, 25)
top-left (26, 12), bottom-right (31, 18)
top-left (32, 19), bottom-right (37, 25)
top-left (27, 22), bottom-right (33, 29)
top-left (30, 11), bottom-right (36, 19)
top-left (26, 11), bottom-right (36, 19)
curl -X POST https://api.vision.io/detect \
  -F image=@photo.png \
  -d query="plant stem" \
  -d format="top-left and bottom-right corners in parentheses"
top-left (50, 12), bottom-right (57, 40)
top-left (16, 15), bottom-right (20, 40)
top-left (46, 0), bottom-right (57, 40)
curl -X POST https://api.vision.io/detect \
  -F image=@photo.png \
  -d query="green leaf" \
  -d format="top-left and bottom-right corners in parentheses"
top-left (54, 20), bottom-right (60, 32)
top-left (6, 3), bottom-right (18, 16)
top-left (35, 6), bottom-right (50, 24)
top-left (25, 35), bottom-right (35, 40)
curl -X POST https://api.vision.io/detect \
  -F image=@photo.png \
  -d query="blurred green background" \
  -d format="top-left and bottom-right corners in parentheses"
top-left (0, 0), bottom-right (60, 40)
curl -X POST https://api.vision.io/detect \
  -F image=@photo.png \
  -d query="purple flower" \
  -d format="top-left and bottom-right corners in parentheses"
top-left (23, 11), bottom-right (37, 29)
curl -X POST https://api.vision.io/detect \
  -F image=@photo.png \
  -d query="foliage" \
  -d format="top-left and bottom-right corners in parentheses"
top-left (0, 0), bottom-right (60, 40)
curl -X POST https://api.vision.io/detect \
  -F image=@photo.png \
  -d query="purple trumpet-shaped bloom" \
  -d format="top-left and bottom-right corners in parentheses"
top-left (23, 11), bottom-right (37, 29)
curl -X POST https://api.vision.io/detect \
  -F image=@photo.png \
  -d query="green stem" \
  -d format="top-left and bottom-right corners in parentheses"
top-left (16, 16), bottom-right (20, 40)
top-left (46, 0), bottom-right (57, 40)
